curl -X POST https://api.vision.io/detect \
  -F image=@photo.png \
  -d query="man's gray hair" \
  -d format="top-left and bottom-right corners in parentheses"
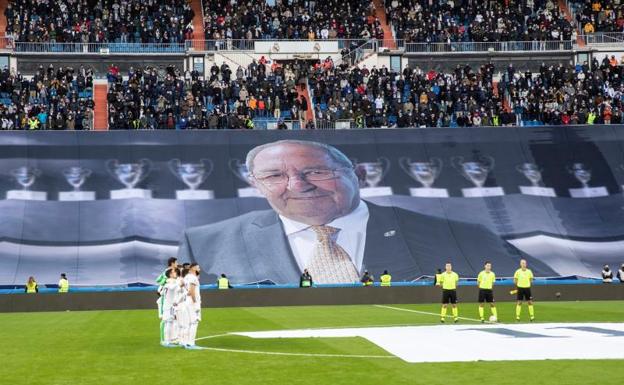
top-left (245, 140), bottom-right (353, 173)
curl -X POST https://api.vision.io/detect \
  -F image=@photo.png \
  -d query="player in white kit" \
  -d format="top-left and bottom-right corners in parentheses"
top-left (175, 268), bottom-right (190, 347)
top-left (182, 263), bottom-right (202, 349)
top-left (160, 268), bottom-right (182, 347)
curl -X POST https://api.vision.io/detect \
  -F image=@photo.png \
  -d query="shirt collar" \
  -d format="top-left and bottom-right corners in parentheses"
top-left (280, 200), bottom-right (369, 236)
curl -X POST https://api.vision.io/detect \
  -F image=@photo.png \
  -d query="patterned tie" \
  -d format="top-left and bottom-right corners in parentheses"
top-left (307, 225), bottom-right (359, 284)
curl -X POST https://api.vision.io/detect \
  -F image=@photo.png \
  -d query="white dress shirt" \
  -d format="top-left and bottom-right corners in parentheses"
top-left (279, 200), bottom-right (369, 274)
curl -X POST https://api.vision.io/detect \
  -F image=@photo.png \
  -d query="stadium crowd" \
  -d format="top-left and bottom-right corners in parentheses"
top-left (571, 0), bottom-right (624, 34)
top-left (203, 0), bottom-right (384, 41)
top-left (0, 65), bottom-right (95, 130)
top-left (385, 0), bottom-right (576, 43)
top-left (3, 0), bottom-right (195, 44)
top-left (106, 60), bottom-right (309, 130)
top-left (309, 55), bottom-right (623, 127)
top-left (2, 54), bottom-right (623, 130)
top-left (308, 58), bottom-right (506, 128)
top-left (503, 57), bottom-right (623, 125)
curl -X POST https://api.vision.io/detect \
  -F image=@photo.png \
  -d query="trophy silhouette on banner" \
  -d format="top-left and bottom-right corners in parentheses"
top-left (567, 162), bottom-right (608, 198)
top-left (400, 157), bottom-right (448, 197)
top-left (168, 159), bottom-right (214, 200)
top-left (516, 163), bottom-right (556, 197)
top-left (59, 166), bottom-right (96, 201)
top-left (355, 158), bottom-right (393, 198)
top-left (452, 155), bottom-right (505, 197)
top-left (106, 159), bottom-right (153, 199)
top-left (6, 166), bottom-right (47, 200)
top-left (229, 159), bottom-right (263, 198)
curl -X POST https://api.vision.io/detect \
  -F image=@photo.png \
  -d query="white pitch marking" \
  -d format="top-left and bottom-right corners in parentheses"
top-left (194, 333), bottom-right (395, 359)
top-left (196, 322), bottom-right (442, 341)
top-left (195, 333), bottom-right (230, 341)
top-left (195, 345), bottom-right (396, 359)
top-left (373, 304), bottom-right (494, 323)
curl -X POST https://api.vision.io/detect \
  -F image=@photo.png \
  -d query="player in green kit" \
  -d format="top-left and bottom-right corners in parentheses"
top-left (513, 259), bottom-right (535, 321)
top-left (477, 261), bottom-right (497, 323)
top-left (438, 262), bottom-right (459, 323)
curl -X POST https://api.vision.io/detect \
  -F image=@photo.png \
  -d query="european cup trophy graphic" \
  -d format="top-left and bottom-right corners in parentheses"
top-left (229, 159), bottom-right (263, 198)
top-left (168, 159), bottom-right (214, 200)
top-left (516, 163), bottom-right (556, 197)
top-left (452, 155), bottom-right (505, 197)
top-left (59, 166), bottom-right (96, 201)
top-left (400, 157), bottom-right (448, 197)
top-left (106, 159), bottom-right (153, 199)
top-left (567, 162), bottom-right (608, 198)
top-left (355, 158), bottom-right (393, 197)
top-left (6, 166), bottom-right (47, 200)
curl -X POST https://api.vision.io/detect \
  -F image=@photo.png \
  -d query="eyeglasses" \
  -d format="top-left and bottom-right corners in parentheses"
top-left (251, 167), bottom-right (352, 186)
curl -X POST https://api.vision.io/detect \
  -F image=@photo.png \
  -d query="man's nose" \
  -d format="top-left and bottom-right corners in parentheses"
top-left (285, 174), bottom-right (315, 191)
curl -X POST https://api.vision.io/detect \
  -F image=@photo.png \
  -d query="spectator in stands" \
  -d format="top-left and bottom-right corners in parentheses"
top-left (602, 264), bottom-right (613, 283)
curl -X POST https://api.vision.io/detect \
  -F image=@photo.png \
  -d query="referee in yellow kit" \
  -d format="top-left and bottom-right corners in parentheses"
top-left (477, 261), bottom-right (497, 323)
top-left (438, 262), bottom-right (459, 323)
top-left (514, 259), bottom-right (535, 322)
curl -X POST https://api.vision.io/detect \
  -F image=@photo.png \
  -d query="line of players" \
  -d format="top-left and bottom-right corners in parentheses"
top-left (154, 257), bottom-right (535, 346)
top-left (156, 257), bottom-right (203, 349)
top-left (437, 259), bottom-right (535, 323)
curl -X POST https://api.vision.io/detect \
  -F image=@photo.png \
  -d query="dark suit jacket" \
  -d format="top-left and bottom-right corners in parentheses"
top-left (177, 202), bottom-right (555, 284)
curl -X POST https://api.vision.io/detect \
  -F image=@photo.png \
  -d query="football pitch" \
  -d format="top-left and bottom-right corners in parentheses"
top-left (3, 300), bottom-right (622, 385)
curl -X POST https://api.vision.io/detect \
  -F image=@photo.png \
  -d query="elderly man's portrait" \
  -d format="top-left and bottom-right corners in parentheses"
top-left (178, 139), bottom-right (553, 284)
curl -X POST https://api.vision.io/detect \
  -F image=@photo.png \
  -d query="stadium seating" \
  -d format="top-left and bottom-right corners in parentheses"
top-left (503, 60), bottom-right (623, 125)
top-left (570, 0), bottom-right (624, 33)
top-left (3, 0), bottom-right (195, 45)
top-left (386, 0), bottom-right (575, 44)
top-left (106, 61), bottom-right (306, 130)
top-left (203, 0), bottom-right (384, 40)
top-left (0, 65), bottom-right (95, 130)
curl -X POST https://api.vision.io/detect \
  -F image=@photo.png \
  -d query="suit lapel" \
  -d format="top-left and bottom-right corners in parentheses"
top-left (362, 202), bottom-right (422, 279)
top-left (243, 211), bottom-right (301, 284)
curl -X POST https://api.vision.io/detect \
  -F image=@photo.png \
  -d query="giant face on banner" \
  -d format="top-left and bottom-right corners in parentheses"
top-left (1, 127), bottom-right (624, 286)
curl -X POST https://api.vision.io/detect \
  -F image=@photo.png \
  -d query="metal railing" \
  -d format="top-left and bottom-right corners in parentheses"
top-left (314, 119), bottom-right (356, 130)
top-left (13, 41), bottom-right (187, 54)
top-left (185, 38), bottom-right (374, 53)
top-left (582, 32), bottom-right (624, 44)
top-left (332, 40), bottom-right (378, 68)
top-left (2, 37), bottom-right (582, 55)
top-left (399, 40), bottom-right (575, 53)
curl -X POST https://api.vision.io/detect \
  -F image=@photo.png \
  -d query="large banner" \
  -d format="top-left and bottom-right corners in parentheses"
top-left (1, 127), bottom-right (624, 285)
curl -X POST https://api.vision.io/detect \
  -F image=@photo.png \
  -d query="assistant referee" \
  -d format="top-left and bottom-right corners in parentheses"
top-left (477, 261), bottom-right (497, 323)
top-left (438, 262), bottom-right (459, 323)
top-left (514, 259), bottom-right (535, 322)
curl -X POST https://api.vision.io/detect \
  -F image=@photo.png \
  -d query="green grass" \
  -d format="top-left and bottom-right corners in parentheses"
top-left (1, 301), bottom-right (622, 385)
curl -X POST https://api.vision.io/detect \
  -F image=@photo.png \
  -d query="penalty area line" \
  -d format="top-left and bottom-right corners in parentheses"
top-left (373, 304), bottom-right (493, 324)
